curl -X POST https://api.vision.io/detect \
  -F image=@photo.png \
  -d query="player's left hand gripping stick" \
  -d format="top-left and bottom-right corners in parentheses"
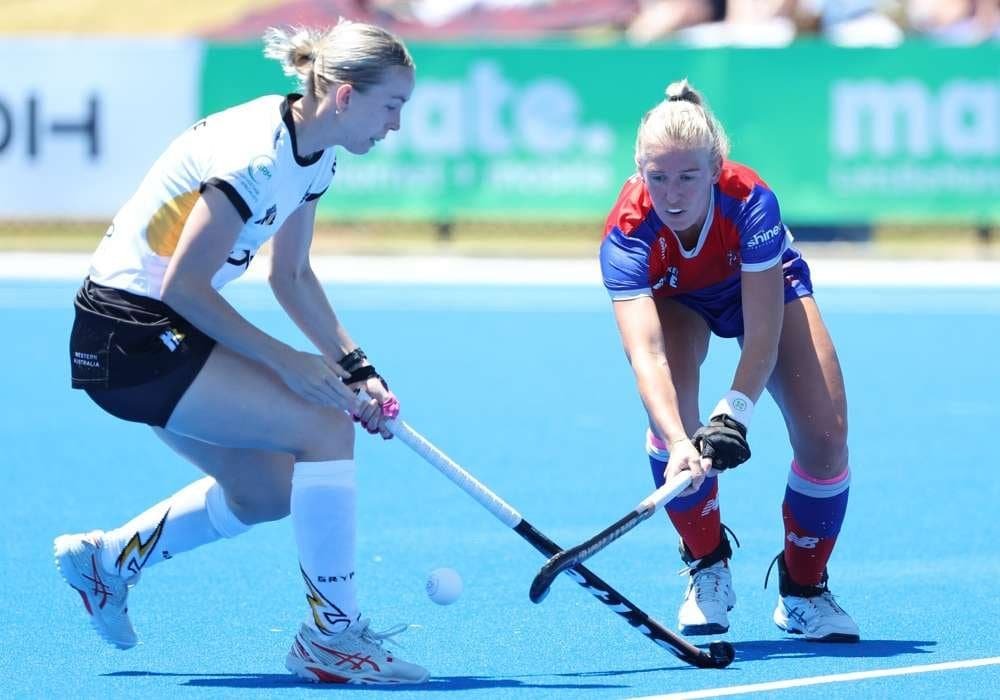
top-left (529, 471), bottom-right (693, 604)
top-left (377, 411), bottom-right (732, 670)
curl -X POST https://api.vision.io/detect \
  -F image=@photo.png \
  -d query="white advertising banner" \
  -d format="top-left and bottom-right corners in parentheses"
top-left (0, 38), bottom-right (201, 219)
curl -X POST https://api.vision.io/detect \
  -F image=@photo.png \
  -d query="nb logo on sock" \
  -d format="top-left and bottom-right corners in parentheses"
top-left (787, 532), bottom-right (820, 549)
top-left (700, 498), bottom-right (720, 517)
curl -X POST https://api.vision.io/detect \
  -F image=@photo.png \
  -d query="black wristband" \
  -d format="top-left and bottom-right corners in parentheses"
top-left (338, 348), bottom-right (367, 372)
top-left (345, 364), bottom-right (389, 390)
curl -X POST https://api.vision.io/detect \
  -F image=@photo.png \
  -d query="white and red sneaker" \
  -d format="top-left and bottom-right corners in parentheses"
top-left (286, 619), bottom-right (429, 684)
top-left (54, 530), bottom-right (138, 649)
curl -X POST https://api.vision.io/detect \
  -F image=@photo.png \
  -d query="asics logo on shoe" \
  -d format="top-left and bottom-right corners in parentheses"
top-left (86, 554), bottom-right (112, 609)
top-left (314, 644), bottom-right (382, 672)
top-left (786, 532), bottom-right (820, 549)
top-left (788, 607), bottom-right (809, 626)
top-left (701, 498), bottom-right (720, 517)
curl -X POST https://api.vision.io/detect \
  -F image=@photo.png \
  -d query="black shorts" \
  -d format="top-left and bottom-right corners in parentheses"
top-left (70, 279), bottom-right (216, 428)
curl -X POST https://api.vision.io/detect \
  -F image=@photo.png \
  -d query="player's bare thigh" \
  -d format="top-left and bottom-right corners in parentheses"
top-left (654, 296), bottom-right (711, 435)
top-left (767, 296), bottom-right (849, 478)
top-left (165, 344), bottom-right (355, 462)
top-left (153, 428), bottom-right (293, 524)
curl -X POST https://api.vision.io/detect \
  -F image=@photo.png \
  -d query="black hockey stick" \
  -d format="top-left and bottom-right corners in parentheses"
top-left (530, 472), bottom-right (692, 603)
top-left (386, 417), bottom-right (733, 669)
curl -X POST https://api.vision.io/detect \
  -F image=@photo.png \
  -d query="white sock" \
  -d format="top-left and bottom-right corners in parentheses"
top-left (292, 460), bottom-right (359, 636)
top-left (100, 476), bottom-right (250, 576)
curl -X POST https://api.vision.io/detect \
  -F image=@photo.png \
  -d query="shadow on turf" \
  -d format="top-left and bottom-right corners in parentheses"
top-left (105, 671), bottom-right (631, 691)
top-left (731, 638), bottom-right (936, 662)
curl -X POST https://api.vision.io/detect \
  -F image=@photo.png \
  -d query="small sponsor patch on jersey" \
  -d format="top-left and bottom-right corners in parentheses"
top-left (248, 155), bottom-right (276, 182)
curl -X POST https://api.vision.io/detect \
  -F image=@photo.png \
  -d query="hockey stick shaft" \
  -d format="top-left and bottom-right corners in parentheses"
top-left (385, 417), bottom-right (725, 668)
top-left (529, 472), bottom-right (693, 602)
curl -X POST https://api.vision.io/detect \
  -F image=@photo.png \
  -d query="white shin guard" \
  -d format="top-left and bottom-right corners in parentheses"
top-left (292, 460), bottom-right (359, 635)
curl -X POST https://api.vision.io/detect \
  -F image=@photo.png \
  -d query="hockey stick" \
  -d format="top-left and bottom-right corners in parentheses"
top-left (385, 416), bottom-right (733, 669)
top-left (529, 472), bottom-right (693, 604)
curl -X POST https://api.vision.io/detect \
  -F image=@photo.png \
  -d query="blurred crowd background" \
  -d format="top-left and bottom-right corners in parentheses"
top-left (2, 0), bottom-right (998, 257)
top-left (5, 1), bottom-right (999, 45)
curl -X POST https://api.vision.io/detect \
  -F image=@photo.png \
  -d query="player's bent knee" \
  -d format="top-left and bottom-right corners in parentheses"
top-left (294, 407), bottom-right (356, 462)
top-left (792, 419), bottom-right (849, 478)
top-left (223, 485), bottom-right (291, 525)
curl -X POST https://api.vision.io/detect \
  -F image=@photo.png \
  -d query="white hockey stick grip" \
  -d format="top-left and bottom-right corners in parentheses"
top-left (638, 471), bottom-right (694, 513)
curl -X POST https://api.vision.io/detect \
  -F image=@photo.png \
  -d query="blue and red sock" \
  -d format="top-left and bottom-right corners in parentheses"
top-left (647, 430), bottom-right (721, 559)
top-left (782, 460), bottom-right (850, 586)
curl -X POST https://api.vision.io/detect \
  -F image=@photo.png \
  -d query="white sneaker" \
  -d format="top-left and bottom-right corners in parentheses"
top-left (774, 591), bottom-right (860, 642)
top-left (286, 620), bottom-right (429, 684)
top-left (678, 560), bottom-right (735, 635)
top-left (54, 531), bottom-right (138, 649)
top-left (769, 553), bottom-right (860, 642)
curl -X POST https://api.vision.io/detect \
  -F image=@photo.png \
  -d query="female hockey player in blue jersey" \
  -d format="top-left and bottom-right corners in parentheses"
top-left (599, 79), bottom-right (859, 643)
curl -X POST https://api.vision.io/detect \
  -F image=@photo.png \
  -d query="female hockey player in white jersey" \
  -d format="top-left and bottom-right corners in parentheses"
top-left (56, 21), bottom-right (428, 684)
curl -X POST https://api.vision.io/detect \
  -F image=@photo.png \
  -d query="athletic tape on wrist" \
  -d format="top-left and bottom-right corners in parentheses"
top-left (710, 390), bottom-right (754, 428)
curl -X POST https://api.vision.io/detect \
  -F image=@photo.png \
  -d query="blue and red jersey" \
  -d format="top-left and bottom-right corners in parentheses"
top-left (600, 161), bottom-right (789, 302)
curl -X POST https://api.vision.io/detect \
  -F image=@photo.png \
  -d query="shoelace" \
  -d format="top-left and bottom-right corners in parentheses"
top-left (357, 619), bottom-right (412, 649)
top-left (763, 554), bottom-right (781, 591)
top-left (763, 553), bottom-right (828, 597)
top-left (685, 565), bottom-right (727, 603)
top-left (808, 591), bottom-right (847, 616)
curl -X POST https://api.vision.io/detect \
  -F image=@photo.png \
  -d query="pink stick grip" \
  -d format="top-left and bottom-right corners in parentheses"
top-left (381, 394), bottom-right (400, 420)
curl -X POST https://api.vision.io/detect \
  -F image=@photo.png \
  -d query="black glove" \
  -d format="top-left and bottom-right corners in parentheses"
top-left (692, 415), bottom-right (750, 470)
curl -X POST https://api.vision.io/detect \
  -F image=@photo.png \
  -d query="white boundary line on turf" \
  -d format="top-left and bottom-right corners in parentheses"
top-left (631, 656), bottom-right (1000, 700)
top-left (1, 252), bottom-right (1000, 287)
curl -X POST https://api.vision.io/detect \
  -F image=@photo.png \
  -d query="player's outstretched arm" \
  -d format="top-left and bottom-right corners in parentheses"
top-left (612, 296), bottom-right (712, 492)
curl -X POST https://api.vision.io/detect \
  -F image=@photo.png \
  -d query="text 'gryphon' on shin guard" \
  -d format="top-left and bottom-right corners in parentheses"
top-left (646, 429), bottom-right (722, 560)
top-left (782, 461), bottom-right (850, 587)
top-left (292, 460), bottom-right (360, 636)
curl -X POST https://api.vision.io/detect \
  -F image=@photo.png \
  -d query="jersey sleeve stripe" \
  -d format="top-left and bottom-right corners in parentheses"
top-left (303, 188), bottom-right (327, 202)
top-left (201, 179), bottom-right (252, 223)
top-left (740, 237), bottom-right (788, 272)
top-left (609, 288), bottom-right (653, 300)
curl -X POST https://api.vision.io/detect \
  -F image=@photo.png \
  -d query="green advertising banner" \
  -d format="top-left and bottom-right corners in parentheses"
top-left (202, 41), bottom-right (1000, 224)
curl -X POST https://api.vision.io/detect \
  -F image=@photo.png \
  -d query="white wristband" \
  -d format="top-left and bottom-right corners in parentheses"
top-left (710, 390), bottom-right (754, 429)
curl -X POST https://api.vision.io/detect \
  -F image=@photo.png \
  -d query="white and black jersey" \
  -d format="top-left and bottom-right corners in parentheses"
top-left (89, 94), bottom-right (336, 299)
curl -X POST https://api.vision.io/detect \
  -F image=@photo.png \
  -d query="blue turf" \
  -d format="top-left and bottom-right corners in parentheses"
top-left (1, 280), bottom-right (999, 699)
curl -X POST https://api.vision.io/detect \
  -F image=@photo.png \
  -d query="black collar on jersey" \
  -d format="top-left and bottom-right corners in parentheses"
top-left (282, 94), bottom-right (324, 167)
